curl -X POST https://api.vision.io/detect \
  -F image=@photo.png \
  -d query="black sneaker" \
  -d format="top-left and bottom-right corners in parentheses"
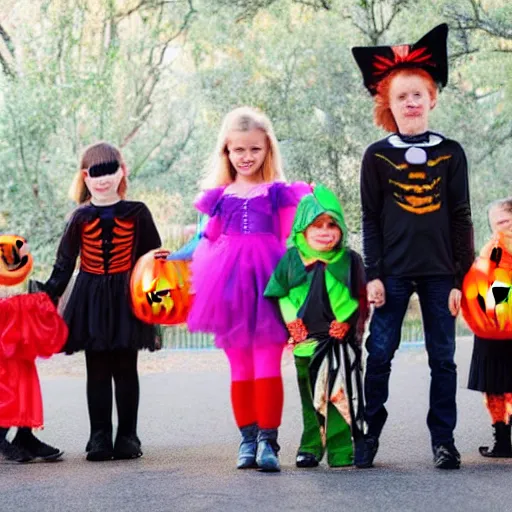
top-left (12, 432), bottom-right (63, 462)
top-left (0, 439), bottom-right (34, 463)
top-left (433, 444), bottom-right (461, 470)
top-left (296, 452), bottom-right (319, 468)
top-left (355, 435), bottom-right (379, 468)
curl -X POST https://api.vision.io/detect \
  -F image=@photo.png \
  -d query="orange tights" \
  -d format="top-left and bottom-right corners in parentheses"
top-left (485, 393), bottom-right (512, 424)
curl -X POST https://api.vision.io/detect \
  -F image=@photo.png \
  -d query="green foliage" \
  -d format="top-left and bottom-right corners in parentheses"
top-left (0, 0), bottom-right (510, 275)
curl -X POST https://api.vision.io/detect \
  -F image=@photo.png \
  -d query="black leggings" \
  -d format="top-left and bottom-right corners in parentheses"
top-left (85, 350), bottom-right (139, 438)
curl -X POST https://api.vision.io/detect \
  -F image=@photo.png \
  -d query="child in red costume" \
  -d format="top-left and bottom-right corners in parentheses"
top-left (0, 240), bottom-right (68, 463)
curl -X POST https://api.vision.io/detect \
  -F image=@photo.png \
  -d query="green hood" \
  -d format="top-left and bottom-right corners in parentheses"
top-left (288, 184), bottom-right (349, 263)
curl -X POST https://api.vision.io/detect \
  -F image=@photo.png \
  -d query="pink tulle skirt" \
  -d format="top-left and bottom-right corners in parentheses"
top-left (187, 233), bottom-right (289, 349)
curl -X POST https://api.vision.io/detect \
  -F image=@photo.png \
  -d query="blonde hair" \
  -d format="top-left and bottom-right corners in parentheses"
top-left (69, 141), bottom-right (127, 204)
top-left (201, 106), bottom-right (285, 189)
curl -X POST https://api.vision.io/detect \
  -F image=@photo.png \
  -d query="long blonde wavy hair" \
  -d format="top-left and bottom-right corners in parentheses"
top-left (201, 106), bottom-right (285, 189)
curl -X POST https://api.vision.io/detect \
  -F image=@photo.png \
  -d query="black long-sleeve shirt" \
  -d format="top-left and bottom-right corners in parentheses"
top-left (360, 132), bottom-right (474, 288)
top-left (45, 200), bottom-right (161, 300)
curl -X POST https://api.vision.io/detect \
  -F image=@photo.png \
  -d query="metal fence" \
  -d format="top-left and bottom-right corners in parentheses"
top-left (161, 320), bottom-right (473, 350)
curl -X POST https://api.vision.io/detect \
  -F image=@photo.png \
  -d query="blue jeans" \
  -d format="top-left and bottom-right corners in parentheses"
top-left (364, 276), bottom-right (457, 448)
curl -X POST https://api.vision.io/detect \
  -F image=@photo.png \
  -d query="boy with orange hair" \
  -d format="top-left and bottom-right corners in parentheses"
top-left (352, 24), bottom-right (474, 469)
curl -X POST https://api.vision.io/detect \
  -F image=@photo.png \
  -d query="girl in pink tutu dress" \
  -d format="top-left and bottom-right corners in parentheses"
top-left (187, 106), bottom-right (310, 472)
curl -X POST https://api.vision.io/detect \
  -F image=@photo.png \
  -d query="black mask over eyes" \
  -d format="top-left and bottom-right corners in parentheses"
top-left (88, 161), bottom-right (120, 178)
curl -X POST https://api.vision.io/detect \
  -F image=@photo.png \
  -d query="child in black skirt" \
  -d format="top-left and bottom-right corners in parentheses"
top-left (43, 142), bottom-right (161, 461)
top-left (467, 197), bottom-right (512, 457)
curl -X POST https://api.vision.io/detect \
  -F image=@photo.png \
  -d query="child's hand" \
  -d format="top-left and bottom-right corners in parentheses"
top-left (329, 321), bottom-right (350, 340)
top-left (367, 279), bottom-right (385, 307)
top-left (287, 319), bottom-right (308, 343)
top-left (448, 288), bottom-right (461, 316)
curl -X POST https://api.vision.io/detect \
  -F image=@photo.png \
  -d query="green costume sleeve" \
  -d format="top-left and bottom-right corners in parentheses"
top-left (266, 248), bottom-right (311, 324)
top-left (278, 296), bottom-right (300, 324)
top-left (264, 248), bottom-right (308, 298)
top-left (264, 255), bottom-right (290, 298)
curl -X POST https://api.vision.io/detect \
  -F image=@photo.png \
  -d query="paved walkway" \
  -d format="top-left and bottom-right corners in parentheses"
top-left (1, 338), bottom-right (511, 512)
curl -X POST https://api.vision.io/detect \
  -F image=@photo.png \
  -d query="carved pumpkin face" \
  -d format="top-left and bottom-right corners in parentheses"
top-left (0, 235), bottom-right (34, 286)
top-left (130, 250), bottom-right (193, 325)
top-left (462, 239), bottom-right (512, 339)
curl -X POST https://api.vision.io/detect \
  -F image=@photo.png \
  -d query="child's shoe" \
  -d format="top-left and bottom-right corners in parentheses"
top-left (433, 443), bottom-right (461, 469)
top-left (113, 434), bottom-right (143, 460)
top-left (86, 430), bottom-right (114, 461)
top-left (479, 422), bottom-right (512, 458)
top-left (237, 423), bottom-right (258, 469)
top-left (354, 434), bottom-right (379, 468)
top-left (295, 452), bottom-right (319, 468)
top-left (12, 429), bottom-right (63, 462)
top-left (0, 439), bottom-right (34, 463)
top-left (256, 428), bottom-right (280, 472)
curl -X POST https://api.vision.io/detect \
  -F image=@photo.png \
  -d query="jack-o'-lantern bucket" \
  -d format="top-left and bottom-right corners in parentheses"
top-left (130, 250), bottom-right (193, 325)
top-left (462, 233), bottom-right (512, 339)
top-left (0, 235), bottom-right (33, 286)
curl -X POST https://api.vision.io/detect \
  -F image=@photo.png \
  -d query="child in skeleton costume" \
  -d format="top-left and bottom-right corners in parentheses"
top-left (0, 237), bottom-right (68, 463)
top-left (352, 24), bottom-right (474, 469)
top-left (265, 185), bottom-right (368, 468)
top-left (467, 198), bottom-right (512, 458)
top-left (41, 142), bottom-right (161, 462)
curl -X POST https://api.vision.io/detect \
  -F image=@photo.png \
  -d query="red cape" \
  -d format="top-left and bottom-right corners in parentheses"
top-left (0, 292), bottom-right (67, 428)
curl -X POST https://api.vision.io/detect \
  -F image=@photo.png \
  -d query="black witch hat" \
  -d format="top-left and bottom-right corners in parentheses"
top-left (351, 23), bottom-right (448, 96)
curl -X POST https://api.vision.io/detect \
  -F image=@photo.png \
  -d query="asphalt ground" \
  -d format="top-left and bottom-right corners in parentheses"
top-left (1, 337), bottom-right (511, 512)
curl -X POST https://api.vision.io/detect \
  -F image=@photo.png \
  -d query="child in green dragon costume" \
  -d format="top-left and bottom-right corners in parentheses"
top-left (265, 185), bottom-right (368, 468)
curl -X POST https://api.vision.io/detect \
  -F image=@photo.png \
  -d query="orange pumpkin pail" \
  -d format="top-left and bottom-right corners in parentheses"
top-left (130, 249), bottom-right (194, 325)
top-left (461, 232), bottom-right (512, 339)
top-left (0, 235), bottom-right (34, 286)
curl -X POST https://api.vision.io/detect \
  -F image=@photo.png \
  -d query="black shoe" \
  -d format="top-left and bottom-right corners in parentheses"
top-left (12, 432), bottom-right (63, 462)
top-left (479, 422), bottom-right (512, 458)
top-left (355, 435), bottom-right (379, 468)
top-left (86, 431), bottom-right (114, 462)
top-left (0, 439), bottom-right (34, 463)
top-left (433, 444), bottom-right (461, 470)
top-left (113, 434), bottom-right (143, 460)
top-left (296, 452), bottom-right (319, 468)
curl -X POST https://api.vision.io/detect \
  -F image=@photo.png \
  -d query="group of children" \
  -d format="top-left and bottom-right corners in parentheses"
top-left (1, 24), bottom-right (511, 472)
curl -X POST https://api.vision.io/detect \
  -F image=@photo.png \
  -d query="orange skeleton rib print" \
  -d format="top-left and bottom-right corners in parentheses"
top-left (375, 153), bottom-right (453, 215)
top-left (81, 217), bottom-right (134, 274)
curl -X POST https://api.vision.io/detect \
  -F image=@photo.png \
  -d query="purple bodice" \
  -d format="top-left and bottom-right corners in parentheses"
top-left (218, 195), bottom-right (277, 235)
top-left (194, 181), bottom-right (312, 238)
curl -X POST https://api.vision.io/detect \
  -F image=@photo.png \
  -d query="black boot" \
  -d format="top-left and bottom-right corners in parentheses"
top-left (479, 422), bottom-right (512, 458)
top-left (113, 433), bottom-right (142, 460)
top-left (12, 428), bottom-right (63, 462)
top-left (256, 428), bottom-right (280, 472)
top-left (237, 423), bottom-right (258, 469)
top-left (355, 434), bottom-right (379, 469)
top-left (0, 439), bottom-right (34, 463)
top-left (86, 430), bottom-right (114, 461)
